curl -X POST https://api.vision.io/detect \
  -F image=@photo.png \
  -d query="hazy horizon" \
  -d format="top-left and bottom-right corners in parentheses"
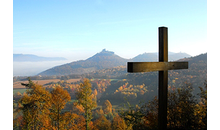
top-left (13, 50), bottom-right (206, 77)
top-left (13, 0), bottom-right (207, 61)
top-left (13, 49), bottom-right (205, 62)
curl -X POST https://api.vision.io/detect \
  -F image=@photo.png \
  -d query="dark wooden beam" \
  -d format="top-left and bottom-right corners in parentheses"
top-left (158, 27), bottom-right (168, 130)
top-left (127, 62), bottom-right (188, 73)
top-left (159, 27), bottom-right (168, 62)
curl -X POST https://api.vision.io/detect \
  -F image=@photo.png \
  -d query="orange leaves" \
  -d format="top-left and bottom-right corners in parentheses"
top-left (93, 89), bottom-right (98, 96)
top-left (140, 90), bottom-right (145, 95)
top-left (118, 86), bottom-right (123, 91)
top-left (112, 114), bottom-right (127, 130)
top-left (51, 85), bottom-right (71, 110)
top-left (102, 100), bottom-right (112, 114)
top-left (73, 102), bottom-right (85, 114)
top-left (93, 115), bottom-right (111, 130)
top-left (19, 81), bottom-right (52, 129)
top-left (16, 78), bottom-right (100, 130)
top-left (50, 86), bottom-right (71, 130)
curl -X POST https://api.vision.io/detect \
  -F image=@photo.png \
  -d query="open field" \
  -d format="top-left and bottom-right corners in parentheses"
top-left (13, 78), bottom-right (81, 89)
top-left (13, 88), bottom-right (27, 95)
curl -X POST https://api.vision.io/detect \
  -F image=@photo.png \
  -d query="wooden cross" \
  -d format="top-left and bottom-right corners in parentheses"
top-left (127, 27), bottom-right (188, 130)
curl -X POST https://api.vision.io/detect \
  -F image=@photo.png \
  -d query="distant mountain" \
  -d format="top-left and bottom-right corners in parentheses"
top-left (131, 53), bottom-right (157, 62)
top-left (169, 52), bottom-right (191, 61)
top-left (38, 50), bottom-right (192, 76)
top-left (13, 54), bottom-right (67, 62)
top-left (38, 49), bottom-right (128, 76)
top-left (131, 52), bottom-right (191, 62)
top-left (86, 53), bottom-right (206, 80)
top-left (177, 53), bottom-right (207, 62)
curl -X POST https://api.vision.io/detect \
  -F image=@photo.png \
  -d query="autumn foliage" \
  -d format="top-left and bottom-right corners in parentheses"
top-left (14, 79), bottom-right (91, 130)
top-left (75, 78), bottom-right (97, 130)
top-left (119, 82), bottom-right (207, 130)
top-left (102, 100), bottom-right (112, 114)
top-left (13, 78), bottom-right (207, 130)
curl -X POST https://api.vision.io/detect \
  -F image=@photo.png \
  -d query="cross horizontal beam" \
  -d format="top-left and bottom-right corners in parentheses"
top-left (127, 62), bottom-right (188, 73)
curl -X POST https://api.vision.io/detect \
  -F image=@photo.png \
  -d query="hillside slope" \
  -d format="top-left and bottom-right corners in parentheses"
top-left (38, 49), bottom-right (128, 76)
top-left (131, 52), bottom-right (191, 62)
top-left (88, 53), bottom-right (207, 87)
top-left (38, 49), bottom-right (192, 76)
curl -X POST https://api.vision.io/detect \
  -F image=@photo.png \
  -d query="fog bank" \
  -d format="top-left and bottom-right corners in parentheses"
top-left (13, 60), bottom-right (72, 76)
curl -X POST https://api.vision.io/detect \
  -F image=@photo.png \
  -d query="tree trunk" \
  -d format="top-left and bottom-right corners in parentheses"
top-left (58, 108), bottom-right (60, 130)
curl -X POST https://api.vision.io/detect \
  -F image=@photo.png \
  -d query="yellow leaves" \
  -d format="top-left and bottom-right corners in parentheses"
top-left (75, 78), bottom-right (97, 127)
top-left (140, 90), bottom-right (145, 95)
top-left (93, 89), bottom-right (98, 96)
top-left (114, 83), bottom-right (148, 100)
top-left (93, 115), bottom-right (111, 130)
top-left (57, 112), bottom-right (81, 130)
top-left (139, 85), bottom-right (144, 89)
top-left (73, 103), bottom-right (85, 114)
top-left (51, 86), bottom-right (71, 111)
top-left (112, 115), bottom-right (127, 130)
top-left (102, 100), bottom-right (112, 114)
top-left (20, 83), bottom-right (51, 107)
top-left (94, 108), bottom-right (104, 117)
top-left (18, 78), bottom-right (113, 130)
top-left (118, 86), bottom-right (123, 91)
top-left (39, 114), bottom-right (52, 129)
top-left (19, 81), bottom-right (52, 129)
top-left (20, 94), bottom-right (31, 104)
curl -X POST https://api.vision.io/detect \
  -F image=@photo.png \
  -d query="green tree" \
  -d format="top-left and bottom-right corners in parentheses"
top-left (20, 77), bottom-right (34, 89)
top-left (76, 78), bottom-right (97, 130)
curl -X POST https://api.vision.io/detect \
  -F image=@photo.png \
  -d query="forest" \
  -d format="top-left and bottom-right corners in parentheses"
top-left (13, 77), bottom-right (207, 130)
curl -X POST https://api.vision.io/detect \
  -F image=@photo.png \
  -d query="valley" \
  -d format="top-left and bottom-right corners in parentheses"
top-left (13, 51), bottom-right (207, 130)
top-left (14, 52), bottom-right (207, 105)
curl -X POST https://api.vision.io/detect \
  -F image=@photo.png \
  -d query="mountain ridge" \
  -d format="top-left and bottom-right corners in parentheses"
top-left (14, 54), bottom-right (67, 62)
top-left (132, 52), bottom-right (191, 62)
top-left (38, 49), bottom-right (128, 76)
top-left (38, 49), bottom-right (192, 76)
top-left (87, 53), bottom-right (206, 79)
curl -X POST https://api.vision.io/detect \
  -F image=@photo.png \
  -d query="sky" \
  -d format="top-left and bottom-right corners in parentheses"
top-left (13, 0), bottom-right (207, 61)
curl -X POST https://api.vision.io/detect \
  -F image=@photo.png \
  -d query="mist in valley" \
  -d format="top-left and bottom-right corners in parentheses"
top-left (13, 60), bottom-right (72, 76)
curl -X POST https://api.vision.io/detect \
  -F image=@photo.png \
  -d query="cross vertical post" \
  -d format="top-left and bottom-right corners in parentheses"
top-left (158, 27), bottom-right (168, 130)
top-left (127, 26), bottom-right (188, 130)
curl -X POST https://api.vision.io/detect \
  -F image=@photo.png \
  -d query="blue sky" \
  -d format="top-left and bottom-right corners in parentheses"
top-left (13, 0), bottom-right (207, 61)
